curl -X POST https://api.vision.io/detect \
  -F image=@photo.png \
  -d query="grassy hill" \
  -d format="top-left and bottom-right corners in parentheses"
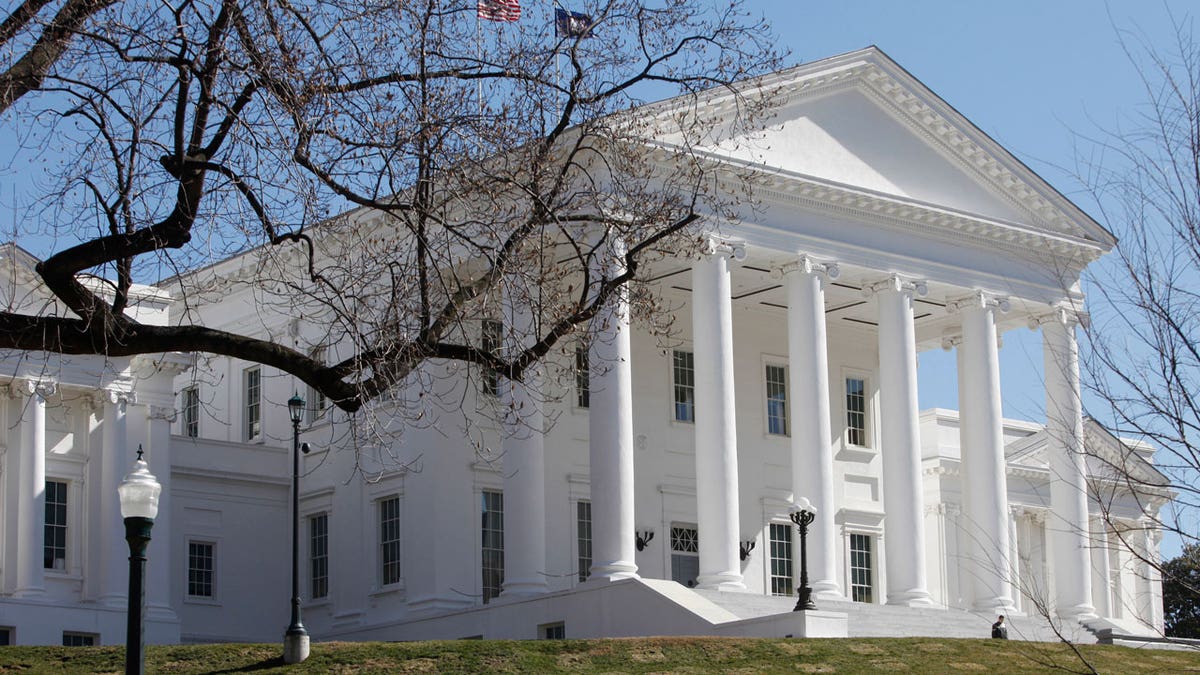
top-left (1, 636), bottom-right (1198, 673)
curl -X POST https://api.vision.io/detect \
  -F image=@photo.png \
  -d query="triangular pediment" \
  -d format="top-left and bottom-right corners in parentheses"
top-left (1003, 419), bottom-right (1169, 489)
top-left (646, 47), bottom-right (1115, 253)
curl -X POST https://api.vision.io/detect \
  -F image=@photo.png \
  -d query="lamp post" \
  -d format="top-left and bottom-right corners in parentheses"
top-left (119, 447), bottom-right (161, 675)
top-left (283, 392), bottom-right (310, 664)
top-left (790, 498), bottom-right (817, 612)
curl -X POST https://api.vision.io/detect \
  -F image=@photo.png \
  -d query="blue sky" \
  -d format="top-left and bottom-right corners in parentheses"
top-left (738, 1), bottom-right (1192, 420)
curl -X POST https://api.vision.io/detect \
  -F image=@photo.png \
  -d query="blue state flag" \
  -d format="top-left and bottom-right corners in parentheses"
top-left (555, 8), bottom-right (593, 38)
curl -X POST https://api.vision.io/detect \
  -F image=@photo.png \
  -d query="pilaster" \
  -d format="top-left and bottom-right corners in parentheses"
top-left (13, 379), bottom-right (54, 598)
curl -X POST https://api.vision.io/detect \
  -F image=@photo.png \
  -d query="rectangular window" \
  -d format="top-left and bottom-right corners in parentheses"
top-left (575, 345), bottom-right (590, 409)
top-left (306, 348), bottom-right (327, 426)
top-left (62, 632), bottom-right (96, 647)
top-left (541, 622), bottom-right (566, 639)
top-left (481, 319), bottom-right (502, 397)
top-left (244, 367), bottom-right (261, 440)
top-left (44, 480), bottom-right (67, 570)
top-left (181, 386), bottom-right (199, 438)
top-left (769, 523), bottom-right (794, 596)
top-left (846, 377), bottom-right (867, 447)
top-left (766, 364), bottom-right (788, 436)
top-left (672, 350), bottom-right (695, 422)
top-left (670, 525), bottom-right (699, 588)
top-left (380, 497), bottom-right (402, 586)
top-left (577, 500), bottom-right (592, 582)
top-left (187, 541), bottom-right (215, 598)
top-left (0, 627), bottom-right (11, 645)
top-left (481, 490), bottom-right (504, 603)
top-left (849, 533), bottom-right (873, 603)
top-left (309, 513), bottom-right (329, 599)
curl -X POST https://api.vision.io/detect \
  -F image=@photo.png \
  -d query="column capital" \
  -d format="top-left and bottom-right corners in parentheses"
top-left (773, 253), bottom-right (839, 280)
top-left (946, 290), bottom-right (1010, 315)
top-left (862, 273), bottom-right (927, 298)
top-left (940, 333), bottom-right (962, 351)
top-left (149, 405), bottom-right (178, 423)
top-left (9, 378), bottom-right (56, 399)
top-left (104, 388), bottom-right (136, 406)
top-left (699, 236), bottom-right (746, 261)
top-left (1028, 304), bottom-right (1089, 330)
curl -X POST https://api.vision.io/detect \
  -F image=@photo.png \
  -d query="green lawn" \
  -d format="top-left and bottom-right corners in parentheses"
top-left (1, 637), bottom-right (1198, 673)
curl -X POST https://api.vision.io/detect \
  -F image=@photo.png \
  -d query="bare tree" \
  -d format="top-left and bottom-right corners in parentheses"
top-left (0, 0), bottom-right (783, 413)
top-left (1077, 15), bottom-right (1200, 628)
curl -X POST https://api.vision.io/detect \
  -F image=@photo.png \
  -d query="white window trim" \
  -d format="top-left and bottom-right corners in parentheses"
top-left (373, 493), bottom-right (405, 595)
top-left (243, 365), bottom-right (262, 443)
top-left (761, 355), bottom-right (789, 438)
top-left (305, 510), bottom-right (331, 606)
top-left (839, 368), bottom-right (877, 460)
top-left (765, 519), bottom-right (796, 597)
top-left (573, 342), bottom-right (590, 413)
top-left (573, 497), bottom-right (592, 586)
top-left (184, 537), bottom-right (220, 605)
top-left (43, 478), bottom-right (71, 576)
top-left (843, 527), bottom-right (882, 605)
top-left (668, 346), bottom-right (696, 425)
top-left (180, 385), bottom-right (200, 438)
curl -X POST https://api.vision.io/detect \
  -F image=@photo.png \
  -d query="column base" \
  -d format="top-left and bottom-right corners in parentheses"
top-left (584, 561), bottom-right (639, 583)
top-left (1056, 603), bottom-right (1097, 622)
top-left (886, 590), bottom-right (933, 608)
top-left (971, 596), bottom-right (1016, 614)
top-left (10, 588), bottom-right (45, 600)
top-left (812, 580), bottom-right (843, 600)
top-left (696, 572), bottom-right (746, 591)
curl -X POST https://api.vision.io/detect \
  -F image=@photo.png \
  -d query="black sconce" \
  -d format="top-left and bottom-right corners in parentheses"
top-left (739, 539), bottom-right (756, 561)
top-left (635, 530), bottom-right (654, 551)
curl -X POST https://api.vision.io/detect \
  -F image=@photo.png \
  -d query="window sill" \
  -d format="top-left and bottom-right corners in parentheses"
top-left (184, 596), bottom-right (221, 606)
top-left (836, 445), bottom-right (876, 463)
top-left (370, 582), bottom-right (406, 599)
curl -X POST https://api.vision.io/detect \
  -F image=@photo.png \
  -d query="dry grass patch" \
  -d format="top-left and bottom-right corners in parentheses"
top-left (847, 643), bottom-right (884, 655)
top-left (946, 662), bottom-right (989, 671)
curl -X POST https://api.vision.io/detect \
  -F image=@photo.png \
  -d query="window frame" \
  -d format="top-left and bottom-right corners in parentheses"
top-left (481, 319), bottom-right (502, 397)
top-left (379, 495), bottom-right (403, 588)
top-left (847, 531), bottom-right (876, 604)
top-left (843, 371), bottom-right (873, 449)
top-left (309, 512), bottom-right (330, 601)
top-left (669, 523), bottom-right (700, 588)
top-left (576, 499), bottom-right (592, 583)
top-left (671, 349), bottom-right (696, 423)
top-left (62, 632), bottom-right (97, 647)
top-left (306, 347), bottom-right (328, 427)
top-left (43, 479), bottom-right (68, 572)
top-left (574, 344), bottom-right (590, 410)
top-left (768, 521), bottom-right (794, 597)
top-left (186, 539), bottom-right (217, 601)
top-left (243, 366), bottom-right (262, 442)
top-left (764, 360), bottom-right (789, 437)
top-left (181, 385), bottom-right (200, 438)
top-left (480, 489), bottom-right (504, 603)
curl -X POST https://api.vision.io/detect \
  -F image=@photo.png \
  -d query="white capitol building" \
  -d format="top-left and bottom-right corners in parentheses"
top-left (0, 48), bottom-right (1168, 646)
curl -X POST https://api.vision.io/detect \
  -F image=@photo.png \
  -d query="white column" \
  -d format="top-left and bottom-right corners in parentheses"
top-left (146, 405), bottom-right (177, 620)
top-left (500, 286), bottom-right (548, 597)
top-left (1036, 308), bottom-right (1095, 620)
top-left (784, 255), bottom-right (840, 598)
top-left (692, 239), bottom-right (745, 591)
top-left (1008, 507), bottom-right (1022, 613)
top-left (13, 380), bottom-right (51, 598)
top-left (950, 291), bottom-right (1014, 612)
top-left (868, 274), bottom-right (931, 606)
top-left (1091, 517), bottom-right (1112, 619)
top-left (587, 237), bottom-right (638, 581)
top-left (98, 391), bottom-right (131, 606)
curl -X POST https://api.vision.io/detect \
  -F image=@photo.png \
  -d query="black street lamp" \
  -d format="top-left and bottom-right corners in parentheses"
top-left (789, 498), bottom-right (817, 612)
top-left (118, 447), bottom-right (161, 675)
top-left (283, 392), bottom-right (310, 664)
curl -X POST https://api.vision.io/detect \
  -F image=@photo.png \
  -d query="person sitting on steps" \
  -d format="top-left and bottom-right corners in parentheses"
top-left (991, 615), bottom-right (1009, 639)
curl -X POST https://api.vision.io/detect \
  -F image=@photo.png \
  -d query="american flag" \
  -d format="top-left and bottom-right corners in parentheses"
top-left (478, 0), bottom-right (520, 22)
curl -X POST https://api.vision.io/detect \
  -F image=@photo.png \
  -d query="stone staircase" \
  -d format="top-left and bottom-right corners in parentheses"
top-left (692, 590), bottom-right (1102, 643)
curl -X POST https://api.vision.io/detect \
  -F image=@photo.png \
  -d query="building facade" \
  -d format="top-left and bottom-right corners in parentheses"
top-left (0, 48), bottom-right (1169, 645)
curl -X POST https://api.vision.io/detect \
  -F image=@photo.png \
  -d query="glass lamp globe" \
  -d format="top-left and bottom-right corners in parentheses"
top-left (790, 497), bottom-right (816, 515)
top-left (118, 453), bottom-right (161, 520)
